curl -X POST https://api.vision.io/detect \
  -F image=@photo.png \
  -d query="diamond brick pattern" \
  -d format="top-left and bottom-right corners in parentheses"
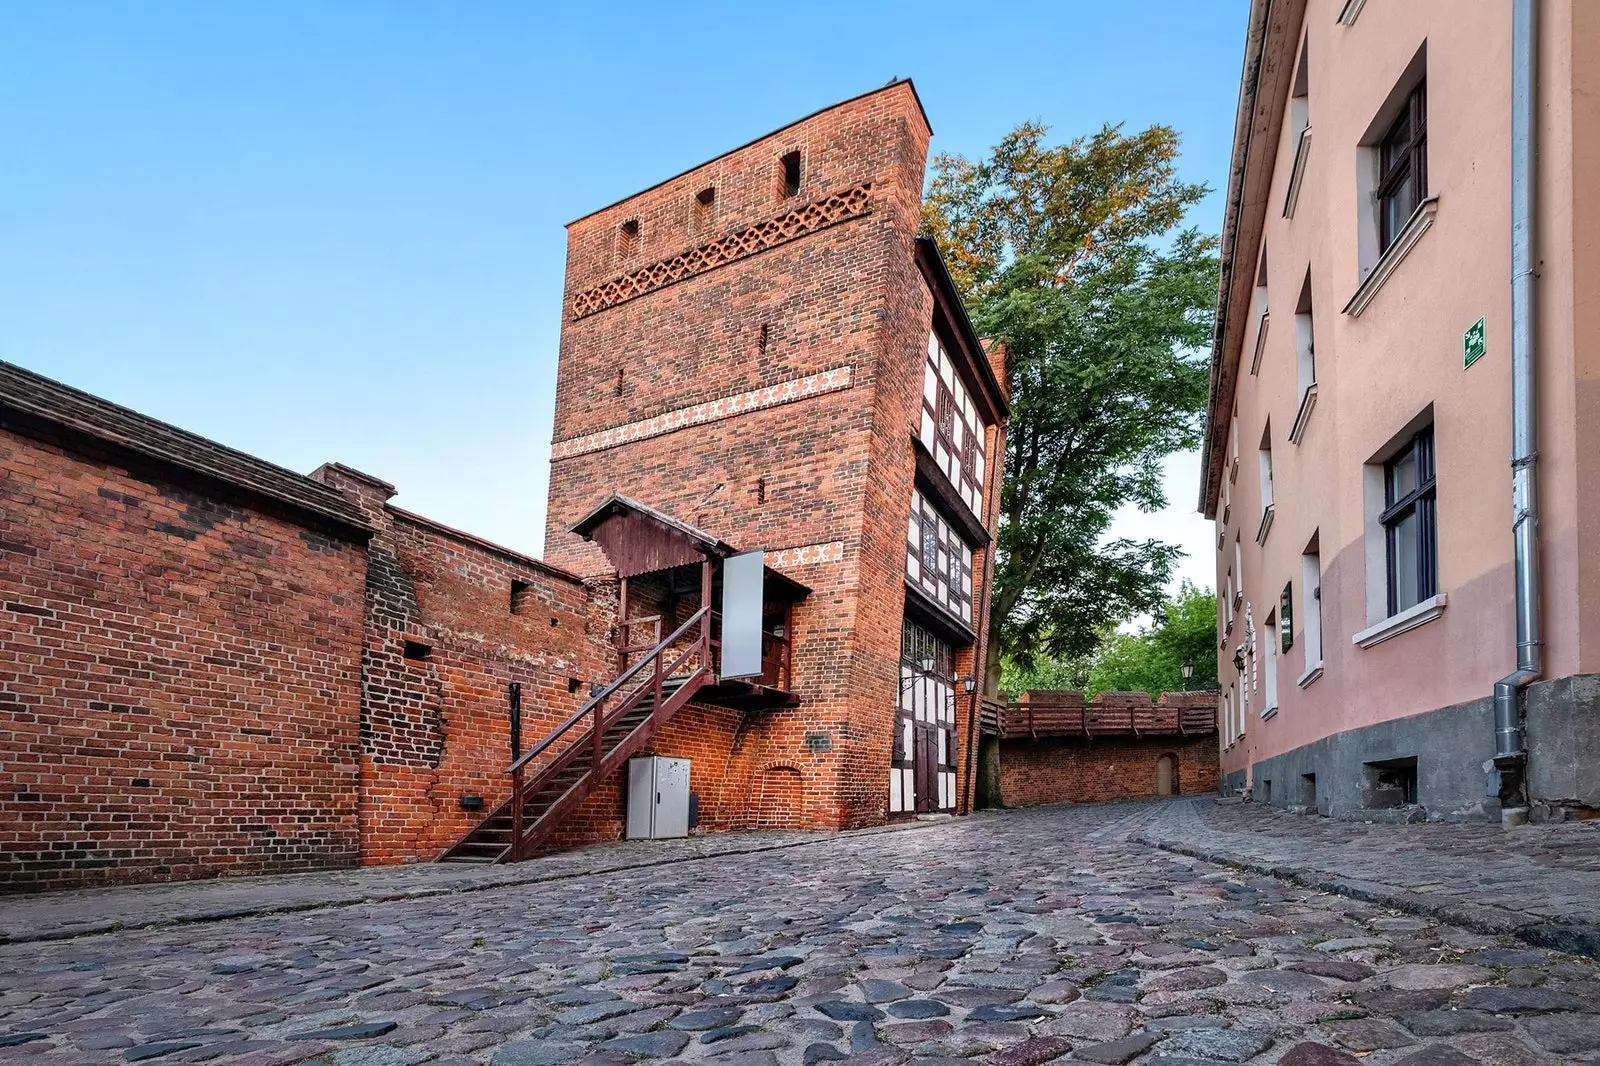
top-left (551, 365), bottom-right (855, 461)
top-left (765, 541), bottom-right (846, 570)
top-left (570, 184), bottom-right (874, 318)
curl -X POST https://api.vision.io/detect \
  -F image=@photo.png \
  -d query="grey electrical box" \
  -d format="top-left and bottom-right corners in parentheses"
top-left (626, 756), bottom-right (691, 839)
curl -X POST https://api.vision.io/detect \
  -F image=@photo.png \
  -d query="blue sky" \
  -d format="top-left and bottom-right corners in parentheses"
top-left (1, 1), bottom-right (1246, 589)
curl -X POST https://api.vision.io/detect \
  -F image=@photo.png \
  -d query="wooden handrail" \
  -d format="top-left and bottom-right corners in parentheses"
top-left (505, 605), bottom-right (713, 862)
top-left (507, 606), bottom-right (710, 776)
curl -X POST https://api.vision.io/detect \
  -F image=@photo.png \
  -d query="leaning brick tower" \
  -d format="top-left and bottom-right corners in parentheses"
top-left (543, 81), bottom-right (1004, 832)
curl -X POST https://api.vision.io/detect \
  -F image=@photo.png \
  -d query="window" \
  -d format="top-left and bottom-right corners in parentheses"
top-left (1378, 82), bottom-right (1427, 253)
top-left (1251, 252), bottom-right (1269, 375)
top-left (1365, 757), bottom-right (1418, 807)
top-left (617, 218), bottom-right (640, 259)
top-left (1279, 582), bottom-right (1294, 653)
top-left (1382, 426), bottom-right (1437, 614)
top-left (919, 332), bottom-right (988, 517)
top-left (1284, 38), bottom-right (1311, 218)
top-left (779, 150), bottom-right (802, 198)
top-left (402, 639), bottom-right (432, 662)
top-left (1222, 468), bottom-right (1233, 528)
top-left (906, 489), bottom-right (974, 624)
top-left (694, 187), bottom-right (716, 233)
top-left (1291, 271), bottom-right (1318, 442)
top-left (1263, 610), bottom-right (1279, 716)
top-left (1257, 425), bottom-right (1275, 544)
top-left (1300, 533), bottom-right (1323, 682)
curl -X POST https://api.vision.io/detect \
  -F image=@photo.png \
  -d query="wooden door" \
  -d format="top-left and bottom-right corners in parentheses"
top-left (1156, 753), bottom-right (1177, 796)
top-left (914, 723), bottom-right (940, 812)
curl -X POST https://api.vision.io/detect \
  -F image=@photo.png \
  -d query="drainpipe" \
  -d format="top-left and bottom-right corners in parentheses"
top-left (1492, 0), bottom-right (1540, 804)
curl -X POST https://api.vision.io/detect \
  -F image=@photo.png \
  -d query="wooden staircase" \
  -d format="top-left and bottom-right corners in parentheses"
top-left (438, 607), bottom-right (712, 864)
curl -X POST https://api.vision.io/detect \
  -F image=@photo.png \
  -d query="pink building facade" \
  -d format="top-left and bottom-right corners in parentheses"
top-left (1200, 0), bottom-right (1600, 821)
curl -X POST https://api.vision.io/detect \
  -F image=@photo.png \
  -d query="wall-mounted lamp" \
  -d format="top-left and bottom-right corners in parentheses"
top-left (961, 676), bottom-right (977, 694)
top-left (459, 795), bottom-right (485, 812)
top-left (1181, 657), bottom-right (1195, 684)
top-left (1232, 648), bottom-right (1246, 673)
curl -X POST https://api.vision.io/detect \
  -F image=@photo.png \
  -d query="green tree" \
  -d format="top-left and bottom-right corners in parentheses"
top-left (922, 122), bottom-right (1218, 689)
top-left (1084, 582), bottom-right (1219, 697)
top-left (1000, 583), bottom-right (1218, 698)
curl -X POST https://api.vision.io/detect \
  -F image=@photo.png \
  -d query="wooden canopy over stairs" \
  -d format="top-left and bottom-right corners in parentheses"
top-left (439, 496), bottom-right (808, 865)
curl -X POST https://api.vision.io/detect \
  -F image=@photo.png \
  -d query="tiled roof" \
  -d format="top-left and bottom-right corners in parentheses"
top-left (0, 360), bottom-right (370, 536)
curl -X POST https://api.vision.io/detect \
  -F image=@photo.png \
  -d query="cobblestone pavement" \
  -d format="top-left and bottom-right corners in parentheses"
top-left (1130, 799), bottom-right (1600, 956)
top-left (0, 824), bottom-right (931, 947)
top-left (3, 801), bottom-right (1599, 1066)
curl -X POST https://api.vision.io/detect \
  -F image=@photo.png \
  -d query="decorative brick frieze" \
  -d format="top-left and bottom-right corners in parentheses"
top-left (765, 541), bottom-right (846, 569)
top-left (570, 183), bottom-right (873, 318)
top-left (550, 365), bottom-right (854, 461)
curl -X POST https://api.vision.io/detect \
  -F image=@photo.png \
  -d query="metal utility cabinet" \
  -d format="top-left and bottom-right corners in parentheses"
top-left (626, 756), bottom-right (691, 839)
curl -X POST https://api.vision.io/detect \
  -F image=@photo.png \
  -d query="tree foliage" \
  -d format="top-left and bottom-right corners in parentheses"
top-left (1000, 583), bottom-right (1219, 699)
top-left (922, 122), bottom-right (1218, 687)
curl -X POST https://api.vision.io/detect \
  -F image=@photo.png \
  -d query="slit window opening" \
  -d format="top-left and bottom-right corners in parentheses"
top-left (779, 151), bottom-right (802, 198)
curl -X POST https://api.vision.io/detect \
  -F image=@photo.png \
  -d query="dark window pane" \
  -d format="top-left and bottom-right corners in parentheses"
top-left (1392, 509), bottom-right (1422, 611)
top-left (1387, 448), bottom-right (1417, 503)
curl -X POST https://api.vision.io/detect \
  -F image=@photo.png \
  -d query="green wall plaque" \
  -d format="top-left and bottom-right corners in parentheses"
top-left (1464, 316), bottom-right (1486, 369)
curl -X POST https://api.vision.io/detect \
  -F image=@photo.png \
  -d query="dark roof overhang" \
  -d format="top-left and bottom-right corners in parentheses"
top-left (914, 237), bottom-right (1010, 424)
top-left (0, 360), bottom-right (371, 540)
top-left (570, 493), bottom-right (810, 597)
top-left (1198, 0), bottom-right (1307, 517)
top-left (911, 434), bottom-right (990, 547)
top-left (903, 580), bottom-right (978, 648)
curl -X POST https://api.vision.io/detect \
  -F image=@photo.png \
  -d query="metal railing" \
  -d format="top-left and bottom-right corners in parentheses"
top-left (505, 606), bottom-right (710, 860)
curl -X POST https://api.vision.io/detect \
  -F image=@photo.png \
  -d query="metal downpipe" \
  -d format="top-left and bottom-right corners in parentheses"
top-left (1493, 0), bottom-right (1540, 790)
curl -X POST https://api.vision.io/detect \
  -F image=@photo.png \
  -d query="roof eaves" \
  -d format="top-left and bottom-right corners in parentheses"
top-left (1199, 0), bottom-right (1301, 518)
top-left (914, 237), bottom-right (1010, 421)
top-left (0, 360), bottom-right (371, 537)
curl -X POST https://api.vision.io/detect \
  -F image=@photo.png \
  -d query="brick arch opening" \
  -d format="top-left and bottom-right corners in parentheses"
top-left (751, 765), bottom-right (803, 829)
top-left (1155, 752), bottom-right (1180, 797)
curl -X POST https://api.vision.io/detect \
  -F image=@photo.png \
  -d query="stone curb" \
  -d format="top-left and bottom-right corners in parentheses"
top-left (0, 820), bottom-right (945, 948)
top-left (1131, 830), bottom-right (1600, 960)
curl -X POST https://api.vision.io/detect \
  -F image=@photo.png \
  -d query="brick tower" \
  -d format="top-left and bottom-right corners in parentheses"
top-left (542, 81), bottom-right (1007, 833)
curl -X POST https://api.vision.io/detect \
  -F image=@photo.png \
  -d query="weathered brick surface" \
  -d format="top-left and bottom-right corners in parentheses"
top-left (312, 465), bottom-right (614, 864)
top-left (1, 84), bottom-right (1007, 886)
top-left (0, 430), bottom-right (368, 890)
top-left (543, 83), bottom-right (989, 833)
top-left (998, 732), bottom-right (1221, 809)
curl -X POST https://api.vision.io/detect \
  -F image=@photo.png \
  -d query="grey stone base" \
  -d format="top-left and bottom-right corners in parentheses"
top-left (1229, 672), bottom-right (1600, 821)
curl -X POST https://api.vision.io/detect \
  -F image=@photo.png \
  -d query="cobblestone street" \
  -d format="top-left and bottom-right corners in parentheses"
top-left (4, 801), bottom-right (1599, 1066)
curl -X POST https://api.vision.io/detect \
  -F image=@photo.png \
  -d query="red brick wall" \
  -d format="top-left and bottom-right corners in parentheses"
top-left (1, 430), bottom-right (368, 890)
top-left (997, 732), bottom-right (1221, 808)
top-left (313, 465), bottom-right (614, 864)
top-left (544, 83), bottom-right (951, 832)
